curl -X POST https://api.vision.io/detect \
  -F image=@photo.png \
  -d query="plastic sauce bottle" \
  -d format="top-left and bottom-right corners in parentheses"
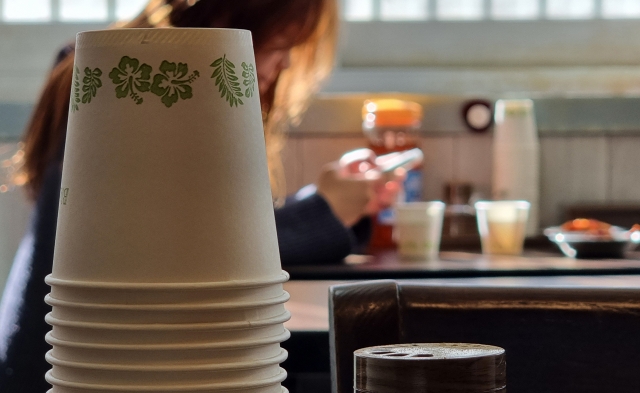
top-left (362, 99), bottom-right (423, 249)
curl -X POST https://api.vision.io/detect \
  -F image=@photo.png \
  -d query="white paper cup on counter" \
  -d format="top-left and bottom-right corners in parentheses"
top-left (46, 312), bottom-right (290, 345)
top-left (52, 28), bottom-right (282, 285)
top-left (46, 332), bottom-right (288, 366)
top-left (475, 200), bottom-right (530, 255)
top-left (46, 369), bottom-right (287, 392)
top-left (394, 201), bottom-right (445, 260)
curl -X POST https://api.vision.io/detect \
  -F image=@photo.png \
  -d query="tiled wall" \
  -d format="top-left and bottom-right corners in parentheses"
top-left (282, 133), bottom-right (640, 230)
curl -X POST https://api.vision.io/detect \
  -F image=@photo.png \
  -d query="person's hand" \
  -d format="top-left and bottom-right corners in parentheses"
top-left (316, 162), bottom-right (378, 228)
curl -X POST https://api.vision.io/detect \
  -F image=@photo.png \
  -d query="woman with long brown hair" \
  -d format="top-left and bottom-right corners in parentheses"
top-left (0, 1), bottom-right (380, 390)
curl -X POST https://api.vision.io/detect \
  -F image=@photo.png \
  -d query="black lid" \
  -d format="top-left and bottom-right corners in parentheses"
top-left (354, 343), bottom-right (506, 393)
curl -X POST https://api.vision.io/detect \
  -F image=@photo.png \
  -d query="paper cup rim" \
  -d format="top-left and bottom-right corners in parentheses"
top-left (45, 272), bottom-right (289, 290)
top-left (474, 200), bottom-right (531, 210)
top-left (395, 201), bottom-right (445, 210)
top-left (46, 349), bottom-right (287, 371)
top-left (45, 330), bottom-right (290, 351)
top-left (44, 292), bottom-right (289, 311)
top-left (75, 28), bottom-right (253, 49)
top-left (45, 311), bottom-right (290, 331)
top-left (45, 368), bottom-right (286, 391)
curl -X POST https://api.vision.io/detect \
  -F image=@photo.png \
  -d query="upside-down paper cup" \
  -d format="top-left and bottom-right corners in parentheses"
top-left (52, 28), bottom-right (282, 284)
top-left (46, 274), bottom-right (289, 305)
top-left (46, 312), bottom-right (290, 345)
top-left (46, 350), bottom-right (287, 386)
top-left (46, 369), bottom-right (287, 392)
top-left (46, 292), bottom-right (289, 324)
top-left (49, 385), bottom-right (287, 393)
top-left (46, 332), bottom-right (289, 366)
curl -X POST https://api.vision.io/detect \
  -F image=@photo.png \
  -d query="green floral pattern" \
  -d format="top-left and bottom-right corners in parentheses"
top-left (150, 61), bottom-right (200, 108)
top-left (82, 67), bottom-right (103, 104)
top-left (241, 62), bottom-right (256, 98)
top-left (210, 55), bottom-right (244, 107)
top-left (109, 56), bottom-right (152, 104)
top-left (70, 66), bottom-right (80, 113)
top-left (82, 54), bottom-right (257, 109)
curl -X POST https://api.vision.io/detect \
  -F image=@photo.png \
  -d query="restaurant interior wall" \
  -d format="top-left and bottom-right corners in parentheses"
top-left (3, 0), bottom-right (640, 295)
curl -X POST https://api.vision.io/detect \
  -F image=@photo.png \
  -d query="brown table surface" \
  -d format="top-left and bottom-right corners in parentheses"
top-left (283, 274), bottom-right (640, 332)
top-left (285, 249), bottom-right (640, 280)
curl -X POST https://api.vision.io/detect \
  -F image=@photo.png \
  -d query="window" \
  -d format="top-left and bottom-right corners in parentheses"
top-left (343, 0), bottom-right (640, 20)
top-left (0, 0), bottom-right (147, 23)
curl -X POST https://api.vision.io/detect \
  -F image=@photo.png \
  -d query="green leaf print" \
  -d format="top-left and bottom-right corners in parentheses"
top-left (241, 62), bottom-right (256, 98)
top-left (81, 67), bottom-right (102, 104)
top-left (108, 56), bottom-right (152, 104)
top-left (150, 61), bottom-right (200, 108)
top-left (69, 66), bottom-right (81, 113)
top-left (210, 55), bottom-right (244, 107)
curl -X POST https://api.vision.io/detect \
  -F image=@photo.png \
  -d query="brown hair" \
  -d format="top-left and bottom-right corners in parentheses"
top-left (22, 0), bottom-right (338, 200)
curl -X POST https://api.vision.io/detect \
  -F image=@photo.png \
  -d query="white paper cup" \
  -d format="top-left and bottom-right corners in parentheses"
top-left (46, 331), bottom-right (288, 366)
top-left (46, 368), bottom-right (287, 392)
top-left (475, 200), bottom-right (530, 255)
top-left (394, 201), bottom-right (445, 260)
top-left (46, 292), bottom-right (289, 324)
top-left (53, 28), bottom-right (282, 284)
top-left (46, 274), bottom-right (288, 305)
top-left (47, 350), bottom-right (286, 386)
top-left (46, 312), bottom-right (290, 345)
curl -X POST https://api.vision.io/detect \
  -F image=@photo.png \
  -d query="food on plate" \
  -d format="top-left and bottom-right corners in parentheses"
top-left (560, 218), bottom-right (612, 237)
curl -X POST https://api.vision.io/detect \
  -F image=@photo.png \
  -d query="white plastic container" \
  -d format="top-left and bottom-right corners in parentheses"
top-left (492, 99), bottom-right (540, 236)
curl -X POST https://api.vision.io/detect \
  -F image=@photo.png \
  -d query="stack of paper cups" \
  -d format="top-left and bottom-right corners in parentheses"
top-left (45, 28), bottom-right (289, 393)
top-left (492, 99), bottom-right (540, 236)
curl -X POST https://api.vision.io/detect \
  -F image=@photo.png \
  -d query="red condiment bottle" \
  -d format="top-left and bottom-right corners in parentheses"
top-left (362, 99), bottom-right (423, 250)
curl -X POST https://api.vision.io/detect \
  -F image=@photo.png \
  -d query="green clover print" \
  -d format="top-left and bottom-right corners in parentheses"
top-left (150, 61), bottom-right (200, 108)
top-left (241, 62), bottom-right (256, 98)
top-left (109, 56), bottom-right (152, 104)
top-left (81, 67), bottom-right (102, 104)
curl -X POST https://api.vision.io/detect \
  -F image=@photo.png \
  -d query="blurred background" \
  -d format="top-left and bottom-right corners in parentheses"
top-left (3, 0), bottom-right (640, 292)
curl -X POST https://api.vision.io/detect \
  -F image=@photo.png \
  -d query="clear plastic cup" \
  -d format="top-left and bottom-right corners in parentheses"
top-left (475, 200), bottom-right (531, 255)
top-left (46, 331), bottom-right (289, 366)
top-left (46, 312), bottom-right (290, 345)
top-left (46, 350), bottom-right (287, 386)
top-left (394, 201), bottom-right (446, 260)
top-left (46, 292), bottom-right (289, 324)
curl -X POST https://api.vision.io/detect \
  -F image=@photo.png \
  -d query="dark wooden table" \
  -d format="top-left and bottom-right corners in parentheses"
top-left (281, 274), bottom-right (640, 393)
top-left (285, 249), bottom-right (640, 280)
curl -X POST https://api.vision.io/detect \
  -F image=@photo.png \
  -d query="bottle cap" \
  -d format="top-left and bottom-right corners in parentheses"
top-left (362, 99), bottom-right (423, 128)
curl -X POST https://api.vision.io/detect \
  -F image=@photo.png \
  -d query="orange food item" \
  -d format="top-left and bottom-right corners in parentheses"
top-left (560, 218), bottom-right (612, 236)
top-left (630, 224), bottom-right (640, 232)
